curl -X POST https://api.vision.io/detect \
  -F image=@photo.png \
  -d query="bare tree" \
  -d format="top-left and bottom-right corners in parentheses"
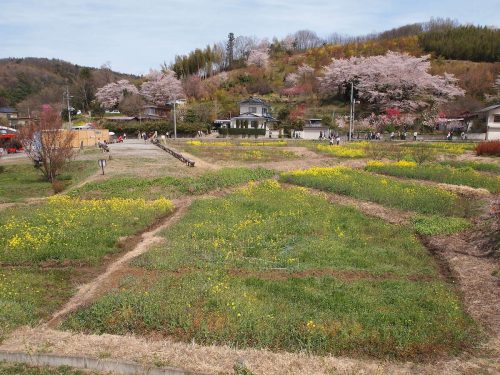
top-left (18, 105), bottom-right (75, 183)
top-left (118, 93), bottom-right (144, 116)
top-left (292, 30), bottom-right (323, 50)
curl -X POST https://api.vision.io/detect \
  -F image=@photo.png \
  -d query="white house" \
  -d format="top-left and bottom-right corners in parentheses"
top-left (301, 118), bottom-right (330, 139)
top-left (475, 104), bottom-right (500, 140)
top-left (229, 97), bottom-right (277, 136)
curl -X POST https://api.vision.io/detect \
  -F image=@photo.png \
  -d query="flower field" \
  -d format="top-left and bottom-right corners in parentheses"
top-left (316, 142), bottom-right (368, 158)
top-left (365, 160), bottom-right (500, 192)
top-left (63, 182), bottom-right (477, 359)
top-left (186, 140), bottom-right (288, 147)
top-left (70, 167), bottom-right (275, 200)
top-left (280, 167), bottom-right (474, 216)
top-left (0, 196), bottom-right (174, 264)
top-left (182, 144), bottom-right (297, 163)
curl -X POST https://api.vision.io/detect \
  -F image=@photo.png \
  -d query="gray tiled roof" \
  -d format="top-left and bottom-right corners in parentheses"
top-left (239, 97), bottom-right (269, 107)
top-left (0, 107), bottom-right (17, 113)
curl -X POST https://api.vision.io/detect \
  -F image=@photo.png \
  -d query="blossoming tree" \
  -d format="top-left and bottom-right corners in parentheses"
top-left (140, 69), bottom-right (184, 105)
top-left (247, 49), bottom-right (270, 69)
top-left (95, 79), bottom-right (139, 109)
top-left (320, 51), bottom-right (465, 112)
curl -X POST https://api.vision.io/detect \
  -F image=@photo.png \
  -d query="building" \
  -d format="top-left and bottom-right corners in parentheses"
top-left (0, 107), bottom-right (18, 128)
top-left (301, 118), bottom-right (330, 139)
top-left (473, 104), bottom-right (500, 140)
top-left (142, 105), bottom-right (169, 119)
top-left (229, 97), bottom-right (277, 136)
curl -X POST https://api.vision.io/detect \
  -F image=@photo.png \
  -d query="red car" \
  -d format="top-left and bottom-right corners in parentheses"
top-left (0, 134), bottom-right (23, 153)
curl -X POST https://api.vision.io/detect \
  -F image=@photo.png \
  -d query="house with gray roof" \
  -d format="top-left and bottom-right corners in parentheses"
top-left (229, 97), bottom-right (277, 137)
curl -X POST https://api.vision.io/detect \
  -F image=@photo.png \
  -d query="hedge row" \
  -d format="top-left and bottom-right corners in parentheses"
top-left (102, 121), bottom-right (209, 136)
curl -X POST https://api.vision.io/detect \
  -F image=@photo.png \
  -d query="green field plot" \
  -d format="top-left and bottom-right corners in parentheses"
top-left (63, 182), bottom-right (477, 359)
top-left (70, 167), bottom-right (275, 200)
top-left (365, 161), bottom-right (500, 193)
top-left (0, 268), bottom-right (74, 340)
top-left (280, 167), bottom-right (477, 216)
top-left (0, 196), bottom-right (174, 265)
top-left (181, 144), bottom-right (298, 163)
top-left (0, 161), bottom-right (96, 203)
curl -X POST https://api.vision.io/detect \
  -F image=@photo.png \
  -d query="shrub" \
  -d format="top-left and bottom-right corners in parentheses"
top-left (410, 146), bottom-right (437, 164)
top-left (51, 180), bottom-right (65, 193)
top-left (475, 140), bottom-right (500, 156)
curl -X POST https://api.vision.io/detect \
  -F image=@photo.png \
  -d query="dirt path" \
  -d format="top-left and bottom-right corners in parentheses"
top-left (282, 183), bottom-right (412, 225)
top-left (2, 326), bottom-right (498, 375)
top-left (44, 198), bottom-right (193, 327)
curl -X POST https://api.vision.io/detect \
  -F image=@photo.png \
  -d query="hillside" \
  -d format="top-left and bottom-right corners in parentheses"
top-left (0, 57), bottom-right (136, 115)
top-left (2, 21), bottom-right (498, 129)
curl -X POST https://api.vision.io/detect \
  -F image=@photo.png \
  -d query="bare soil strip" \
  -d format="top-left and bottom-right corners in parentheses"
top-left (1, 326), bottom-right (498, 375)
top-left (44, 198), bottom-right (193, 327)
top-left (282, 183), bottom-right (412, 225)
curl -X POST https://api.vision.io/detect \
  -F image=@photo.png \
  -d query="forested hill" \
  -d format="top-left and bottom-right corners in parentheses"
top-left (0, 57), bottom-right (136, 113)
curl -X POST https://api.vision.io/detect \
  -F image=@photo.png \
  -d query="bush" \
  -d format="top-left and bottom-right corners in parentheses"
top-left (410, 146), bottom-right (437, 164)
top-left (219, 128), bottom-right (266, 137)
top-left (0, 166), bottom-right (5, 174)
top-left (51, 180), bottom-right (65, 193)
top-left (103, 120), bottom-right (207, 137)
top-left (475, 140), bottom-right (500, 156)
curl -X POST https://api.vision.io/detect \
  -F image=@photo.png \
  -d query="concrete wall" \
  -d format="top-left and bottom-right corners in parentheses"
top-left (0, 351), bottom-right (209, 375)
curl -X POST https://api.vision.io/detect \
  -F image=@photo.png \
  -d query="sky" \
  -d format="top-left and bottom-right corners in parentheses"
top-left (0, 0), bottom-right (497, 75)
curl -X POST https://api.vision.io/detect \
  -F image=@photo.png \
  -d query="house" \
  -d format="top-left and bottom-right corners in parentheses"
top-left (229, 97), bottom-right (277, 136)
top-left (473, 104), bottom-right (500, 140)
top-left (0, 107), bottom-right (18, 128)
top-left (301, 118), bottom-right (330, 139)
top-left (142, 105), bottom-right (169, 119)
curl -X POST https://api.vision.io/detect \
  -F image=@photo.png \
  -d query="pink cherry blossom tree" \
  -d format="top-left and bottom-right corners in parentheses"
top-left (283, 64), bottom-right (317, 96)
top-left (320, 52), bottom-right (465, 112)
top-left (140, 69), bottom-right (184, 106)
top-left (95, 79), bottom-right (139, 109)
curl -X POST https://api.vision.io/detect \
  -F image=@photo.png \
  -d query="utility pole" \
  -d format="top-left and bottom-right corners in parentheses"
top-left (173, 95), bottom-right (177, 140)
top-left (64, 86), bottom-right (72, 127)
top-left (349, 81), bottom-right (354, 141)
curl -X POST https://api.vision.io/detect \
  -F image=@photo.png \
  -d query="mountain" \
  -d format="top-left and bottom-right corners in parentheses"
top-left (0, 57), bottom-right (137, 115)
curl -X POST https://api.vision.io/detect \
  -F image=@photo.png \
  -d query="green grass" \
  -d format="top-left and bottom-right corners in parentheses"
top-left (365, 162), bottom-right (500, 193)
top-left (0, 362), bottom-right (102, 375)
top-left (280, 167), bottom-right (475, 217)
top-left (63, 182), bottom-right (478, 359)
top-left (411, 215), bottom-right (471, 236)
top-left (0, 268), bottom-right (74, 340)
top-left (438, 160), bottom-right (500, 174)
top-left (181, 145), bottom-right (298, 163)
top-left (0, 196), bottom-right (174, 265)
top-left (0, 161), bottom-right (97, 203)
top-left (70, 167), bottom-right (276, 200)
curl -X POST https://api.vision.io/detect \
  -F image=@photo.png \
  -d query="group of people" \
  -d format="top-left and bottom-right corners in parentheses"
top-left (328, 133), bottom-right (342, 145)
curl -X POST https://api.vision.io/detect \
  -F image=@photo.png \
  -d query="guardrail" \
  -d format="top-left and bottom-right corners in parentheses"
top-left (153, 141), bottom-right (195, 167)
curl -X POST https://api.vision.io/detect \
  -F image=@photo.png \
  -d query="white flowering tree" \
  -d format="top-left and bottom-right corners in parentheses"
top-left (140, 69), bottom-right (184, 105)
top-left (95, 79), bottom-right (139, 109)
top-left (247, 49), bottom-right (270, 69)
top-left (320, 52), bottom-right (465, 112)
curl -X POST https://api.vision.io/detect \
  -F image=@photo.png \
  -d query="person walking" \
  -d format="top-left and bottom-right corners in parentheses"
top-left (413, 131), bottom-right (417, 141)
